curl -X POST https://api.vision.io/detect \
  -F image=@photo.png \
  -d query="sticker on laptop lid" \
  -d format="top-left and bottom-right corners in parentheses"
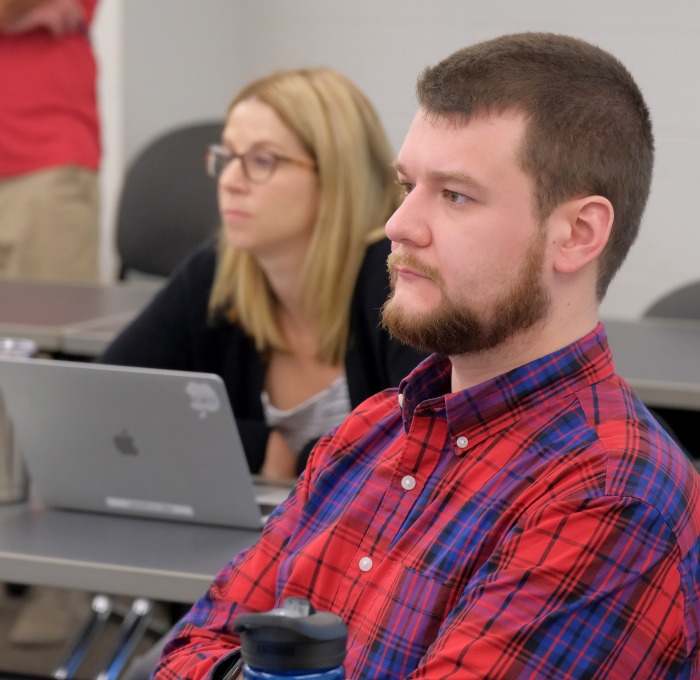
top-left (185, 381), bottom-right (221, 418)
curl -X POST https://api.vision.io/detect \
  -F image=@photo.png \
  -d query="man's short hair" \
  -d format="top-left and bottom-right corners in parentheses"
top-left (417, 32), bottom-right (654, 299)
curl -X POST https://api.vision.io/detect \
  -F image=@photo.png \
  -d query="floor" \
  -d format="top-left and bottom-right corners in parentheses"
top-left (0, 587), bottom-right (163, 679)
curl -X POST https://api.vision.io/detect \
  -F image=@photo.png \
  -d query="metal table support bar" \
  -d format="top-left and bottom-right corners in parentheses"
top-left (94, 598), bottom-right (154, 680)
top-left (51, 596), bottom-right (159, 680)
top-left (53, 595), bottom-right (113, 679)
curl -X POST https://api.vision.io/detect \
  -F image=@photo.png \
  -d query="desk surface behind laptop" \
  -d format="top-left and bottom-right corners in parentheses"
top-left (0, 500), bottom-right (260, 604)
top-left (0, 279), bottom-right (158, 355)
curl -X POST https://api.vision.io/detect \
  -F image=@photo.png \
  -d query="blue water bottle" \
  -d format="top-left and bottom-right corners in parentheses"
top-left (233, 597), bottom-right (347, 679)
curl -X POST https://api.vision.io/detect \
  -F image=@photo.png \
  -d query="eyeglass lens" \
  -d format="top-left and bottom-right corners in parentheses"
top-left (207, 146), bottom-right (278, 182)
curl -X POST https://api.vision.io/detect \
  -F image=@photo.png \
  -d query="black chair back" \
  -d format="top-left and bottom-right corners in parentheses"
top-left (643, 281), bottom-right (700, 460)
top-left (116, 121), bottom-right (223, 279)
top-left (644, 281), bottom-right (700, 320)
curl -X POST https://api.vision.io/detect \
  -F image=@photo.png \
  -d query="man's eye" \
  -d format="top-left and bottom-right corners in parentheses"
top-left (397, 181), bottom-right (415, 196)
top-left (443, 190), bottom-right (468, 204)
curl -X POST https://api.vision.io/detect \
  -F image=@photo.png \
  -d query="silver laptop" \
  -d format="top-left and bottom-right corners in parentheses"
top-left (0, 357), bottom-right (293, 528)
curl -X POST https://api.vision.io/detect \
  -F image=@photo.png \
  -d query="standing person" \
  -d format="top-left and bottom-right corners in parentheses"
top-left (0, 0), bottom-right (100, 282)
top-left (153, 33), bottom-right (700, 679)
top-left (0, 0), bottom-right (100, 648)
top-left (100, 68), bottom-right (425, 480)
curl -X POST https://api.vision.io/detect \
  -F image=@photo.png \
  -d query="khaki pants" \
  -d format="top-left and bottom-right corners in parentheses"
top-left (0, 165), bottom-right (99, 282)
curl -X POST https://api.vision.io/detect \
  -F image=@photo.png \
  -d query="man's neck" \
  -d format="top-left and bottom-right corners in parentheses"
top-left (449, 313), bottom-right (600, 393)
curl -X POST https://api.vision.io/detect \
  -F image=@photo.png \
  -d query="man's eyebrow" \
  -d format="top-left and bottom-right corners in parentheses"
top-left (394, 161), bottom-right (487, 193)
top-left (426, 169), bottom-right (488, 193)
top-left (393, 160), bottom-right (406, 176)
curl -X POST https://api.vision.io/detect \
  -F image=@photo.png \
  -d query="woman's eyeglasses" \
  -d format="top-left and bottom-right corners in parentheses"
top-left (205, 144), bottom-right (315, 184)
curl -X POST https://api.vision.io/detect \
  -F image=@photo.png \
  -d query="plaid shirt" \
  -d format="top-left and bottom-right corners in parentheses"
top-left (155, 324), bottom-right (700, 680)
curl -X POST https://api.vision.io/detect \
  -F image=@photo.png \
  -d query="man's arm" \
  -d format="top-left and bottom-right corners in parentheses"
top-left (409, 496), bottom-right (693, 679)
top-left (153, 476), bottom-right (311, 680)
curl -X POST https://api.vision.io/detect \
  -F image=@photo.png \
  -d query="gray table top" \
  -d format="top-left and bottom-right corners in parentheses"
top-left (0, 279), bottom-right (158, 355)
top-left (0, 500), bottom-right (260, 603)
top-left (604, 317), bottom-right (700, 410)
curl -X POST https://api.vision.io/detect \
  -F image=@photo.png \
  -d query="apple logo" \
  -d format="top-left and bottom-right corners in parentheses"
top-left (113, 429), bottom-right (139, 455)
top-left (185, 381), bottom-right (221, 419)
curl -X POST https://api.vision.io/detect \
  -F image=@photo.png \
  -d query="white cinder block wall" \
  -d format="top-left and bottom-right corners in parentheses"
top-left (94, 0), bottom-right (700, 320)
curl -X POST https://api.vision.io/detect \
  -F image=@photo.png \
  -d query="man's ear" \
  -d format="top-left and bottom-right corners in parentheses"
top-left (552, 196), bottom-right (614, 275)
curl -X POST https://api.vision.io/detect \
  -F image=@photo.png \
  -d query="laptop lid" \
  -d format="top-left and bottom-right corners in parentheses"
top-left (0, 357), bottom-right (288, 529)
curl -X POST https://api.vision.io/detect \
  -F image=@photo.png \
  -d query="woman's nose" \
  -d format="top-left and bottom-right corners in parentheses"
top-left (219, 157), bottom-right (248, 190)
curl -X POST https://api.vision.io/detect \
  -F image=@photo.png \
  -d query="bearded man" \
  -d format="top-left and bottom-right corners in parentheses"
top-left (154, 33), bottom-right (699, 680)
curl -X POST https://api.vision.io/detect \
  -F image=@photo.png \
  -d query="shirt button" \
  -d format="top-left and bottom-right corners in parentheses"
top-left (359, 556), bottom-right (373, 572)
top-left (397, 392), bottom-right (404, 408)
top-left (456, 435), bottom-right (469, 449)
top-left (401, 475), bottom-right (416, 491)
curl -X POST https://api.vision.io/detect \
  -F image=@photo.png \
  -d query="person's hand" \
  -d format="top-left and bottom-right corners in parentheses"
top-left (260, 430), bottom-right (297, 481)
top-left (1, 0), bottom-right (85, 36)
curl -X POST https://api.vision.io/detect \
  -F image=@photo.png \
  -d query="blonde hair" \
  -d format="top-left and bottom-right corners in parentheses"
top-left (209, 68), bottom-right (400, 364)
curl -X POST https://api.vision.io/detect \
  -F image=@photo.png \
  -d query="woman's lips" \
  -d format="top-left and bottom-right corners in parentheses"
top-left (222, 208), bottom-right (252, 221)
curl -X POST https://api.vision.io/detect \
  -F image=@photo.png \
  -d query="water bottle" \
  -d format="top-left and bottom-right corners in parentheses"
top-left (233, 597), bottom-right (347, 679)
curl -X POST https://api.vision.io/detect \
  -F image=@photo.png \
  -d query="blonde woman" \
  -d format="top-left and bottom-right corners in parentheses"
top-left (100, 68), bottom-right (424, 479)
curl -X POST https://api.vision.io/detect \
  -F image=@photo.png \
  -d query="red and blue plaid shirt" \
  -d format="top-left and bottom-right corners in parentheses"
top-left (155, 324), bottom-right (700, 679)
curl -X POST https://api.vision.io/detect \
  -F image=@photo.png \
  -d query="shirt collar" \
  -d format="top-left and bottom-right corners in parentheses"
top-left (398, 323), bottom-right (615, 442)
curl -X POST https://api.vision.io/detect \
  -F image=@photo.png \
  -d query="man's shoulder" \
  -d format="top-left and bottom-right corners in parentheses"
top-left (568, 374), bottom-right (700, 551)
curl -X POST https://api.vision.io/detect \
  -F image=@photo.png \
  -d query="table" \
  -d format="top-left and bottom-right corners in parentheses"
top-left (0, 315), bottom-right (695, 676)
top-left (604, 317), bottom-right (700, 410)
top-left (0, 500), bottom-right (260, 604)
top-left (0, 279), bottom-right (159, 356)
top-left (0, 499), bottom-right (260, 678)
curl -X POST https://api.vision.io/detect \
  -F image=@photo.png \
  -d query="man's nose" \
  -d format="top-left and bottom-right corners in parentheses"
top-left (385, 190), bottom-right (431, 248)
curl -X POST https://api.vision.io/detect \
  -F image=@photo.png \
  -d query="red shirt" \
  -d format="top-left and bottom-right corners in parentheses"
top-left (0, 0), bottom-right (100, 176)
top-left (155, 324), bottom-right (700, 679)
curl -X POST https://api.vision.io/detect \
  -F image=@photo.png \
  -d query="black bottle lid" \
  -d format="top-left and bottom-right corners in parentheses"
top-left (233, 598), bottom-right (347, 672)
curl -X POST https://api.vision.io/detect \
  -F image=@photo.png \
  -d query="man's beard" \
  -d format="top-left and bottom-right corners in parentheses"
top-left (381, 232), bottom-right (551, 356)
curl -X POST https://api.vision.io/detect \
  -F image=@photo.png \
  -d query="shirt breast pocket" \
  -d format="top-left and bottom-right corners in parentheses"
top-left (345, 558), bottom-right (453, 676)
